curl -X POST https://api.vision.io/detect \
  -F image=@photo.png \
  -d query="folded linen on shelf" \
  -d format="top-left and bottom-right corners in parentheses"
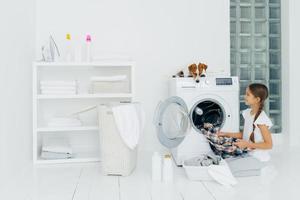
top-left (41, 151), bottom-right (72, 159)
top-left (47, 117), bottom-right (82, 127)
top-left (90, 75), bottom-right (127, 82)
top-left (40, 86), bottom-right (77, 90)
top-left (40, 80), bottom-right (78, 95)
top-left (40, 80), bottom-right (77, 86)
top-left (42, 137), bottom-right (73, 154)
top-left (41, 90), bottom-right (77, 95)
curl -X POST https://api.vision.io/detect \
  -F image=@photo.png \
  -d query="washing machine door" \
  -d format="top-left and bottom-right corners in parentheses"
top-left (153, 96), bottom-right (190, 148)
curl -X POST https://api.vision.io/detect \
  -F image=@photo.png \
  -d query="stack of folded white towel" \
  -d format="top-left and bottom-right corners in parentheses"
top-left (47, 117), bottom-right (82, 127)
top-left (40, 80), bottom-right (78, 95)
top-left (41, 137), bottom-right (73, 159)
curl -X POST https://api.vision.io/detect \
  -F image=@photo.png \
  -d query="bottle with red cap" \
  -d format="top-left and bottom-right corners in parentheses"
top-left (83, 34), bottom-right (92, 62)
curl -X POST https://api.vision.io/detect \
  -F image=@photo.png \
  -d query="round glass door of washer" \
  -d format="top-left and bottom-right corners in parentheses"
top-left (191, 100), bottom-right (225, 131)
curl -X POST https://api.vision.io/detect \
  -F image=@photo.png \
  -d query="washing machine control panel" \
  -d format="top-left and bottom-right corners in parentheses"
top-left (216, 78), bottom-right (233, 85)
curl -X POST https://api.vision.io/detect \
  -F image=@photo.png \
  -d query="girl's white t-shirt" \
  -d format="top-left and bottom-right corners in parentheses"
top-left (242, 108), bottom-right (273, 162)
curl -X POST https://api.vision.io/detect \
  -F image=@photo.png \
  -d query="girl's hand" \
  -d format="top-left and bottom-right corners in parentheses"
top-left (233, 140), bottom-right (250, 149)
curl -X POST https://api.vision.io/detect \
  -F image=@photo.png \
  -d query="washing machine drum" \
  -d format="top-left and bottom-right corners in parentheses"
top-left (154, 96), bottom-right (225, 148)
top-left (191, 100), bottom-right (224, 131)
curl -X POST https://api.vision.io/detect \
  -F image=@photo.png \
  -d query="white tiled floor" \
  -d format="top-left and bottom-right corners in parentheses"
top-left (1, 145), bottom-right (300, 200)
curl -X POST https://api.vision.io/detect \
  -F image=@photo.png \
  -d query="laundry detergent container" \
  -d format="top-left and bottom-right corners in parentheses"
top-left (98, 105), bottom-right (137, 176)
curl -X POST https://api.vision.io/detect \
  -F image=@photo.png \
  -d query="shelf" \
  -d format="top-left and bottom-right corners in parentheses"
top-left (33, 59), bottom-right (135, 164)
top-left (37, 126), bottom-right (99, 133)
top-left (35, 152), bottom-right (100, 164)
top-left (37, 93), bottom-right (133, 99)
top-left (34, 61), bottom-right (134, 67)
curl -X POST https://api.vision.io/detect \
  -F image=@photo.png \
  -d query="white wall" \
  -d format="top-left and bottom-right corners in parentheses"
top-left (0, 0), bottom-right (35, 182)
top-left (282, 0), bottom-right (300, 146)
top-left (36, 0), bottom-right (230, 150)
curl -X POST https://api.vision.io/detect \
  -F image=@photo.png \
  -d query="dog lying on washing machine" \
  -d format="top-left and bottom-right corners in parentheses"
top-left (188, 63), bottom-right (208, 83)
top-left (173, 63), bottom-right (208, 83)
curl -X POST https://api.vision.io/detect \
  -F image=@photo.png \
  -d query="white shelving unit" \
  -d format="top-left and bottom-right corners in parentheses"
top-left (32, 61), bottom-right (135, 164)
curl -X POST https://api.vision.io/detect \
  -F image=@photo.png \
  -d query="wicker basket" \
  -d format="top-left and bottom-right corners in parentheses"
top-left (98, 105), bottom-right (137, 176)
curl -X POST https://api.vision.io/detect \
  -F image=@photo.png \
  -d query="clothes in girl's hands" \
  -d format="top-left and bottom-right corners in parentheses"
top-left (201, 124), bottom-right (248, 159)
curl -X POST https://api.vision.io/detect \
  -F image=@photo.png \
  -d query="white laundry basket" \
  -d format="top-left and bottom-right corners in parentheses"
top-left (98, 105), bottom-right (137, 176)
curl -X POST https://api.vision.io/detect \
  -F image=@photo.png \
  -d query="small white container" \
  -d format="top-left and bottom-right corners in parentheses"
top-left (152, 152), bottom-right (162, 181)
top-left (162, 154), bottom-right (173, 182)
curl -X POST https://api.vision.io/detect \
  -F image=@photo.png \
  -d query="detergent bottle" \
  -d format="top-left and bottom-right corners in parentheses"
top-left (64, 33), bottom-right (75, 62)
top-left (82, 34), bottom-right (92, 62)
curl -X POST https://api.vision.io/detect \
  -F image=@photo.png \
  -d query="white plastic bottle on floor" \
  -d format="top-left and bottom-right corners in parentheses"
top-left (162, 154), bottom-right (173, 182)
top-left (152, 152), bottom-right (162, 181)
top-left (64, 33), bottom-right (75, 62)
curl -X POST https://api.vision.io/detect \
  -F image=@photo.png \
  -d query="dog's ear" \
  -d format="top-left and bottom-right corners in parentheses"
top-left (198, 63), bottom-right (208, 77)
top-left (188, 63), bottom-right (197, 78)
top-left (198, 63), bottom-right (204, 74)
top-left (188, 63), bottom-right (197, 72)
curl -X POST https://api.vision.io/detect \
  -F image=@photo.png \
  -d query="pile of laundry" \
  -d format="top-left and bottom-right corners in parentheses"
top-left (184, 153), bottom-right (221, 166)
top-left (183, 153), bottom-right (238, 186)
top-left (201, 123), bottom-right (248, 158)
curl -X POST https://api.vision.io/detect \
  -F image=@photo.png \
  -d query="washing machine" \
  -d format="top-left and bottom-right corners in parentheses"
top-left (154, 77), bottom-right (240, 166)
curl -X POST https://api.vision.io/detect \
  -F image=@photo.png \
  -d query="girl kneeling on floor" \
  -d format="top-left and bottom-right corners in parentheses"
top-left (218, 83), bottom-right (273, 162)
